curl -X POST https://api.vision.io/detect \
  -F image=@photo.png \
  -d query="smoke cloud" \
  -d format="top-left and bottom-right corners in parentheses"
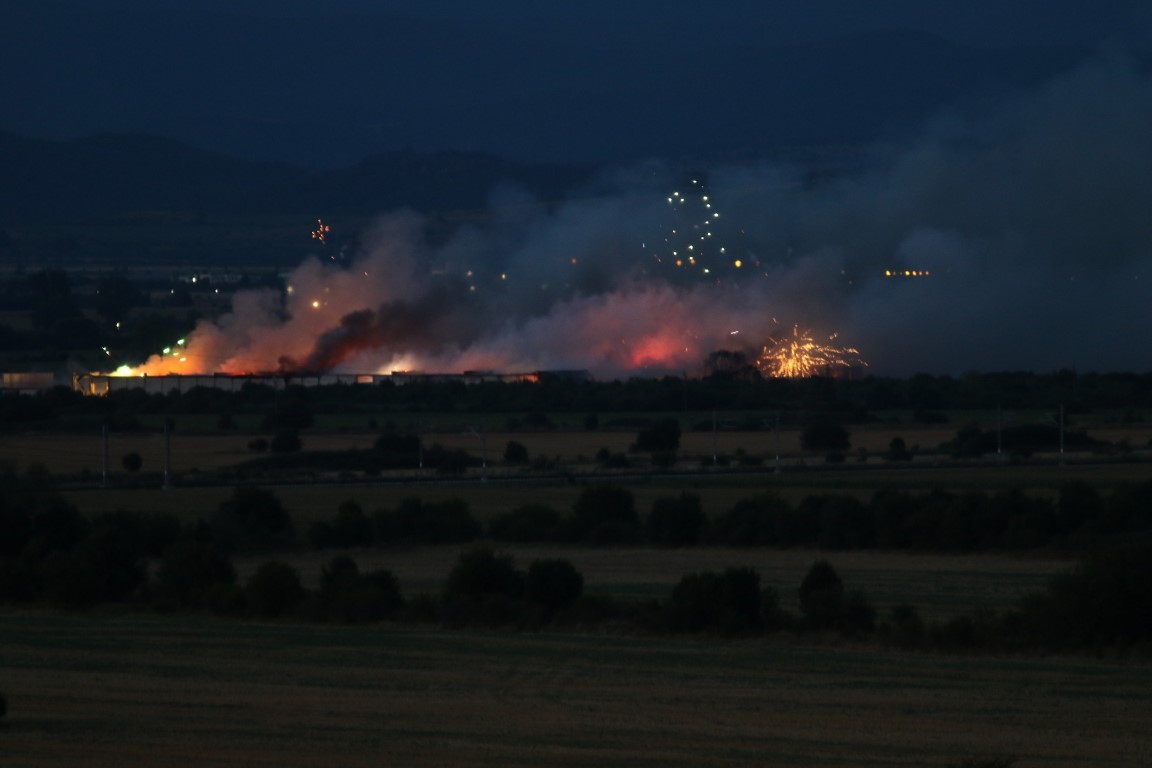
top-left (139, 52), bottom-right (1152, 379)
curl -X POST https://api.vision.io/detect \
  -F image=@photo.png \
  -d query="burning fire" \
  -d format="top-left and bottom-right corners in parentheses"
top-left (757, 324), bottom-right (866, 378)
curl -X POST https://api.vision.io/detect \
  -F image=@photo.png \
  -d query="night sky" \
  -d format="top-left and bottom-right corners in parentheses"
top-left (4, 1), bottom-right (1152, 376)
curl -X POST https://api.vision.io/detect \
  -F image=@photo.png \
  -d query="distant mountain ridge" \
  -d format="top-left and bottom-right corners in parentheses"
top-left (0, 131), bottom-right (594, 220)
top-left (0, 2), bottom-right (1092, 166)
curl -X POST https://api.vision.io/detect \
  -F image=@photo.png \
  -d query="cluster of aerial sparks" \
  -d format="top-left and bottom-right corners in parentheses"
top-left (311, 219), bottom-right (331, 243)
top-left (644, 178), bottom-right (761, 283)
top-left (756, 324), bottom-right (866, 378)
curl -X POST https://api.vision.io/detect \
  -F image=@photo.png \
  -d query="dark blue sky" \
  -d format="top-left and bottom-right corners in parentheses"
top-left (3, 1), bottom-right (1148, 166)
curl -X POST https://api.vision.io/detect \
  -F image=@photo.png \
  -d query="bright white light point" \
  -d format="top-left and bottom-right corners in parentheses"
top-left (720, 247), bottom-right (726, 253)
top-left (311, 300), bottom-right (320, 308)
top-left (466, 270), bottom-right (473, 277)
top-left (469, 285), bottom-right (476, 292)
top-left (712, 212), bottom-right (719, 218)
top-left (730, 330), bottom-right (740, 335)
top-left (703, 268), bottom-right (710, 274)
top-left (501, 273), bottom-right (507, 280)
top-left (286, 285), bottom-right (295, 295)
top-left (115, 365), bottom-right (132, 376)
top-left (734, 260), bottom-right (743, 268)
top-left (162, 347), bottom-right (171, 354)
top-left (702, 196), bottom-right (709, 201)
top-left (179, 357), bottom-right (186, 362)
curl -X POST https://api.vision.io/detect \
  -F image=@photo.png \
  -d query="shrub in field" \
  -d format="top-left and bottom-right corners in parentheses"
top-left (667, 567), bottom-right (764, 634)
top-left (524, 558), bottom-right (583, 615)
top-left (211, 486), bottom-right (293, 553)
top-left (120, 452), bottom-right (143, 473)
top-left (153, 537), bottom-right (237, 609)
top-left (710, 492), bottom-right (805, 546)
top-left (646, 492), bottom-right (705, 546)
top-left (503, 440), bottom-right (529, 465)
top-left (489, 503), bottom-right (562, 542)
top-left (314, 556), bottom-right (402, 623)
top-left (805, 494), bottom-right (873, 550)
top-left (442, 548), bottom-right (524, 627)
top-left (633, 418), bottom-right (681, 453)
top-left (269, 430), bottom-right (302, 454)
top-left (309, 502), bottom-right (375, 550)
top-left (800, 420), bottom-right (850, 454)
top-left (26, 497), bottom-right (90, 558)
top-left (887, 436), bottom-right (912, 461)
top-left (572, 485), bottom-right (640, 545)
top-left (884, 604), bottom-right (927, 650)
top-left (384, 497), bottom-right (480, 545)
top-left (372, 431), bottom-right (422, 469)
top-left (798, 560), bottom-right (844, 631)
top-left (1012, 539), bottom-right (1152, 651)
top-left (246, 561), bottom-right (305, 618)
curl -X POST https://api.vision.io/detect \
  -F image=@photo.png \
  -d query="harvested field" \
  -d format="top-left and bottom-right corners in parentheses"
top-left (2, 613), bottom-right (1150, 767)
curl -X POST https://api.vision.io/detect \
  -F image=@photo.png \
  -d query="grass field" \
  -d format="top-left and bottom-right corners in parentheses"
top-left (2, 612), bottom-right (1151, 767)
top-left (4, 419), bottom-right (1152, 766)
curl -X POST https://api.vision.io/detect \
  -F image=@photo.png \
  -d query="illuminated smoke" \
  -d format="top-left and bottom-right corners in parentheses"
top-left (122, 53), bottom-right (1152, 378)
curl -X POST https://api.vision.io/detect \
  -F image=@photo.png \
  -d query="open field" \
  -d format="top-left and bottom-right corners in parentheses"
top-left (2, 612), bottom-right (1151, 767)
top-left (4, 417), bottom-right (1151, 479)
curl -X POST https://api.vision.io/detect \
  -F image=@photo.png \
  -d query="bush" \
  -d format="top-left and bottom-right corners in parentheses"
top-left (121, 452), bottom-right (143, 473)
top-left (887, 436), bottom-right (912, 461)
top-left (633, 419), bottom-right (681, 452)
top-left (211, 486), bottom-right (293, 552)
top-left (667, 567), bottom-right (764, 634)
top-left (269, 430), bottom-right (302, 454)
top-left (524, 558), bottom-right (584, 615)
top-left (503, 440), bottom-right (529, 465)
top-left (442, 548), bottom-right (524, 627)
top-left (801, 420), bottom-right (850, 453)
top-left (314, 556), bottom-right (402, 623)
top-left (798, 560), bottom-right (844, 631)
top-left (489, 504), bottom-right (562, 542)
top-left (646, 492), bottom-right (705, 546)
top-left (246, 561), bottom-right (305, 618)
top-left (885, 603), bottom-right (926, 649)
top-left (153, 537), bottom-right (237, 609)
top-left (388, 498), bottom-right (480, 545)
top-left (572, 485), bottom-right (639, 544)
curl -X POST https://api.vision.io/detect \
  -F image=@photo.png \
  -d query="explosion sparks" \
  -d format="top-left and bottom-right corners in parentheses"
top-left (757, 324), bottom-right (867, 379)
top-left (311, 218), bottom-right (331, 243)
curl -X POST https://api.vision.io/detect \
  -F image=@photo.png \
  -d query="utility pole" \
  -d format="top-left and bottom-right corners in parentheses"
top-left (163, 419), bottom-right (172, 489)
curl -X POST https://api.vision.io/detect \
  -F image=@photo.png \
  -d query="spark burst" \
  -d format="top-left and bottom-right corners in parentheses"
top-left (646, 176), bottom-right (754, 282)
top-left (757, 324), bottom-right (866, 378)
top-left (311, 218), bottom-right (331, 243)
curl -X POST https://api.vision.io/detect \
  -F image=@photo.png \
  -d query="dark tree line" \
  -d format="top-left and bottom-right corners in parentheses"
top-left (6, 368), bottom-right (1152, 435)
